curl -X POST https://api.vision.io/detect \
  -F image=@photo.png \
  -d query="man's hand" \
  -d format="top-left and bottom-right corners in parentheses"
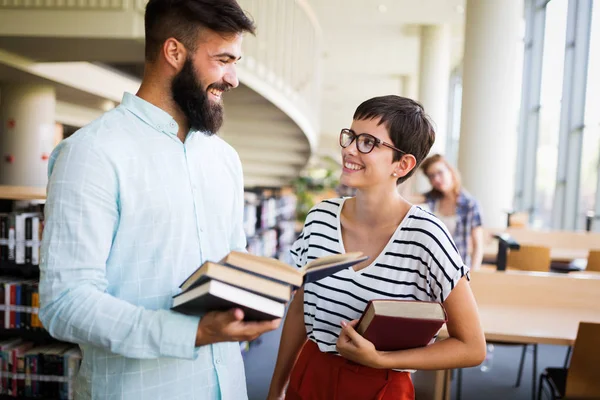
top-left (195, 308), bottom-right (281, 347)
top-left (336, 320), bottom-right (383, 368)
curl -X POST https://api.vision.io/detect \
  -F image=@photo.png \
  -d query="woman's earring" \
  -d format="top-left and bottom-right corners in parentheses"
top-left (392, 173), bottom-right (398, 177)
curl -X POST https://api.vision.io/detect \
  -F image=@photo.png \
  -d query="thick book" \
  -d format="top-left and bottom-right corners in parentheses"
top-left (179, 261), bottom-right (291, 302)
top-left (217, 251), bottom-right (369, 288)
top-left (356, 300), bottom-right (447, 351)
top-left (172, 279), bottom-right (285, 321)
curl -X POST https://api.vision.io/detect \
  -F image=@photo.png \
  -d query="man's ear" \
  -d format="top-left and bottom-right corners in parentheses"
top-left (162, 38), bottom-right (187, 71)
top-left (394, 154), bottom-right (418, 178)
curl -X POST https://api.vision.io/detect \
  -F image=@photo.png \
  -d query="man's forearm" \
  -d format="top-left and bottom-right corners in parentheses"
top-left (40, 283), bottom-right (200, 360)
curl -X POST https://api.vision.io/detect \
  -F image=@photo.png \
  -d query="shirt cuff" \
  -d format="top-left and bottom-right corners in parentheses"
top-left (160, 311), bottom-right (200, 359)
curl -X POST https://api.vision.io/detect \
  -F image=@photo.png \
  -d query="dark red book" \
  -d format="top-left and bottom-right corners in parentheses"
top-left (356, 300), bottom-right (447, 351)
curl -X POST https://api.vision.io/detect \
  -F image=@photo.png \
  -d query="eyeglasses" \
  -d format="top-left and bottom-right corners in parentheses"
top-left (339, 129), bottom-right (406, 155)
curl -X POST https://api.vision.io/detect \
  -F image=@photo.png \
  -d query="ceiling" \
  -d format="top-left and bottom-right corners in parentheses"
top-left (0, 0), bottom-right (468, 176)
top-left (307, 0), bottom-right (466, 156)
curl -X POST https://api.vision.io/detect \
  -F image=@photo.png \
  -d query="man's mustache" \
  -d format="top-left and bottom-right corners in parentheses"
top-left (207, 82), bottom-right (232, 93)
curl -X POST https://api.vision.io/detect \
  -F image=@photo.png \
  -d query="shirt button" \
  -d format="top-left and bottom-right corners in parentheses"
top-left (215, 358), bottom-right (221, 365)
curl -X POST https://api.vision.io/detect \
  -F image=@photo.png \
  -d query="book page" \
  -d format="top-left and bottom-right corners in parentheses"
top-left (302, 252), bottom-right (365, 272)
top-left (375, 301), bottom-right (446, 320)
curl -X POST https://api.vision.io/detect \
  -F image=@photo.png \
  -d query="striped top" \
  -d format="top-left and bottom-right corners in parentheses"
top-left (291, 198), bottom-right (468, 358)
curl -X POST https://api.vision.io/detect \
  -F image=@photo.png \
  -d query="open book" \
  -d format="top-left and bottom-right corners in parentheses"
top-left (219, 251), bottom-right (368, 288)
top-left (356, 300), bottom-right (447, 351)
top-left (173, 251), bottom-right (368, 320)
top-left (179, 251), bottom-right (368, 291)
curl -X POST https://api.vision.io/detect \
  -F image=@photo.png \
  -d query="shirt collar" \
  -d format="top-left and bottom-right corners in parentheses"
top-left (120, 92), bottom-right (180, 137)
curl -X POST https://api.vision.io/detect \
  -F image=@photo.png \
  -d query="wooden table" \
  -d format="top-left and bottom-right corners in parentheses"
top-left (484, 245), bottom-right (588, 264)
top-left (413, 270), bottom-right (600, 400)
top-left (461, 305), bottom-right (600, 346)
top-left (483, 227), bottom-right (600, 265)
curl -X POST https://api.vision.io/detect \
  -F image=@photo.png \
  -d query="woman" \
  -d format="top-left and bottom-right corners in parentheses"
top-left (421, 154), bottom-right (484, 270)
top-left (267, 96), bottom-right (486, 400)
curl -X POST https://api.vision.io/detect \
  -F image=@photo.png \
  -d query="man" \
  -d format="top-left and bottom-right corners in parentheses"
top-left (39, 1), bottom-right (280, 398)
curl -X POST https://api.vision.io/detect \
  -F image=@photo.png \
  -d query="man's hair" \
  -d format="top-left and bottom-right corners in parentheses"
top-left (353, 95), bottom-right (436, 184)
top-left (144, 0), bottom-right (256, 62)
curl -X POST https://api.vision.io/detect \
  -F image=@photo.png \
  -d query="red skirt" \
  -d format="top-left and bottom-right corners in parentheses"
top-left (285, 340), bottom-right (414, 400)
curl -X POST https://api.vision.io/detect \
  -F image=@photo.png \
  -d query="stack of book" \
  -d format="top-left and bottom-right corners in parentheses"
top-left (171, 251), bottom-right (368, 321)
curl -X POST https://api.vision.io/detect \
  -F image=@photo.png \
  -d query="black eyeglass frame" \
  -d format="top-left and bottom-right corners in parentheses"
top-left (339, 128), bottom-right (406, 155)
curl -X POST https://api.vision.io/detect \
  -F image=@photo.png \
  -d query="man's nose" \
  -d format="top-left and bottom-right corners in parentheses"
top-left (224, 65), bottom-right (239, 89)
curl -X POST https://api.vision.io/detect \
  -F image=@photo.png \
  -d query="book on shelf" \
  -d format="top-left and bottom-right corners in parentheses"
top-left (356, 300), bottom-right (447, 351)
top-left (172, 251), bottom-right (368, 321)
top-left (0, 338), bottom-right (81, 399)
top-left (0, 212), bottom-right (43, 272)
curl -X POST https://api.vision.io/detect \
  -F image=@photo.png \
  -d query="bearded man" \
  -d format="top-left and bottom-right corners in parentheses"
top-left (39, 1), bottom-right (280, 399)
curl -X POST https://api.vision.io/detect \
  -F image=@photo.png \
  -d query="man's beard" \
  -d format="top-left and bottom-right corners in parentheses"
top-left (171, 57), bottom-right (229, 135)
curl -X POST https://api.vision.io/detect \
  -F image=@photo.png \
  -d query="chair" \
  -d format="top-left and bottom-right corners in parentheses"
top-left (508, 212), bottom-right (530, 228)
top-left (507, 245), bottom-right (551, 396)
top-left (585, 250), bottom-right (600, 272)
top-left (507, 245), bottom-right (551, 272)
top-left (537, 322), bottom-right (600, 399)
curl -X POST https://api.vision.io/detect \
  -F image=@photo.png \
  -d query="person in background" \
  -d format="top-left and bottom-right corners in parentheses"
top-left (267, 96), bottom-right (486, 400)
top-left (420, 154), bottom-right (484, 270)
top-left (39, 1), bottom-right (280, 399)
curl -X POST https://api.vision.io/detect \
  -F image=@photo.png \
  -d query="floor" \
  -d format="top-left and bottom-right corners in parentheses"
top-left (243, 323), bottom-right (568, 400)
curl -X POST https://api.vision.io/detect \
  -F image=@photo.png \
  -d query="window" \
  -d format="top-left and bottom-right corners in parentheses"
top-left (446, 69), bottom-right (462, 167)
top-left (580, 4), bottom-right (600, 230)
top-left (532, 0), bottom-right (569, 228)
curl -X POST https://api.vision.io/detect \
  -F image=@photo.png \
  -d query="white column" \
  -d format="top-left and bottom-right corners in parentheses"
top-left (0, 84), bottom-right (56, 187)
top-left (418, 24), bottom-right (451, 155)
top-left (458, 0), bottom-right (524, 228)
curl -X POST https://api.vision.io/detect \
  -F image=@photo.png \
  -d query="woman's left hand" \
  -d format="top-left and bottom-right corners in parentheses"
top-left (336, 320), bottom-right (383, 368)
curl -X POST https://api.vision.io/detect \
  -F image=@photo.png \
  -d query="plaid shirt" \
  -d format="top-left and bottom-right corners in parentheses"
top-left (424, 190), bottom-right (483, 266)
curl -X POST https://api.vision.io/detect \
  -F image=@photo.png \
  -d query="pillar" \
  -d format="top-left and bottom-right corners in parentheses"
top-left (0, 84), bottom-right (56, 187)
top-left (418, 24), bottom-right (451, 155)
top-left (457, 0), bottom-right (524, 228)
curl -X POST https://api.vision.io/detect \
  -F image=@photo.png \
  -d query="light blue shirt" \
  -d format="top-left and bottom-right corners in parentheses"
top-left (39, 92), bottom-right (249, 400)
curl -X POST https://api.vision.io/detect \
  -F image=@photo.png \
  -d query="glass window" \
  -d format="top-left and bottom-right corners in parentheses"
top-left (446, 71), bottom-right (462, 167)
top-left (532, 0), bottom-right (569, 228)
top-left (580, 4), bottom-right (600, 230)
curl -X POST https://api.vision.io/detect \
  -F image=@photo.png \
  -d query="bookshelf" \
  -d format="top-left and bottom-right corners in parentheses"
top-left (240, 187), bottom-right (298, 355)
top-left (0, 186), bottom-right (46, 201)
top-left (243, 187), bottom-right (298, 262)
top-left (0, 187), bottom-right (78, 399)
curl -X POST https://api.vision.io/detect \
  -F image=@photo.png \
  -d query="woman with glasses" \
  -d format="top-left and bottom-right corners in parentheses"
top-left (267, 95), bottom-right (486, 400)
top-left (420, 154), bottom-right (484, 270)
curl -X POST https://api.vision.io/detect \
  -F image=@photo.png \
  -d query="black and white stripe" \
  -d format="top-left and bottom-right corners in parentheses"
top-left (291, 198), bottom-right (468, 358)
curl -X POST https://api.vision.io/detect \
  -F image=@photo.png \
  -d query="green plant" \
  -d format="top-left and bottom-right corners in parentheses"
top-left (292, 157), bottom-right (340, 221)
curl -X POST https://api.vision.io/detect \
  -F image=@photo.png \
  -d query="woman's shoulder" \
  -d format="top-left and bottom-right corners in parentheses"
top-left (300, 197), bottom-right (345, 228)
top-left (306, 197), bottom-right (345, 218)
top-left (458, 190), bottom-right (480, 208)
